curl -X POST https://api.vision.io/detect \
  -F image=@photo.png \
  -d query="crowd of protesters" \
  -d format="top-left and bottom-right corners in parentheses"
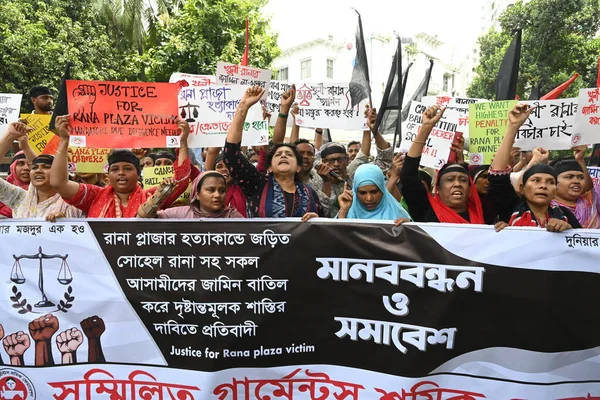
top-left (0, 84), bottom-right (598, 232)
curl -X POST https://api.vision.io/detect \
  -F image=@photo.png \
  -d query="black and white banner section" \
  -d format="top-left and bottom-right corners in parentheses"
top-left (0, 220), bottom-right (598, 399)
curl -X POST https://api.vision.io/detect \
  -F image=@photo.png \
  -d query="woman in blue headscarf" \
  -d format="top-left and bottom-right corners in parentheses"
top-left (335, 164), bottom-right (411, 224)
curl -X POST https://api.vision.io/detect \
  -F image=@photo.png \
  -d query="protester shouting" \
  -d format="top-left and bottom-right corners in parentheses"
top-left (223, 86), bottom-right (321, 218)
top-left (550, 146), bottom-right (599, 229)
top-left (336, 164), bottom-right (411, 226)
top-left (50, 115), bottom-right (191, 218)
top-left (0, 151), bottom-right (30, 218)
top-left (489, 104), bottom-right (580, 231)
top-left (0, 122), bottom-right (82, 219)
top-left (137, 172), bottom-right (244, 219)
top-left (400, 105), bottom-right (485, 224)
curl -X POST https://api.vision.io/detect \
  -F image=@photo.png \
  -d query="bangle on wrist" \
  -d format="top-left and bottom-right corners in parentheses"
top-left (413, 140), bottom-right (426, 145)
top-left (56, 150), bottom-right (68, 156)
top-left (278, 113), bottom-right (288, 119)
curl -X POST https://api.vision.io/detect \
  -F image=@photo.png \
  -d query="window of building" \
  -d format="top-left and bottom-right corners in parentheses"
top-left (326, 58), bottom-right (334, 79)
top-left (276, 67), bottom-right (288, 81)
top-left (301, 59), bottom-right (312, 80)
top-left (443, 74), bottom-right (450, 92)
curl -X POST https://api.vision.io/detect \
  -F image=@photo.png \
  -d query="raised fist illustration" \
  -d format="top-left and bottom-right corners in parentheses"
top-left (72, 84), bottom-right (97, 114)
top-left (81, 316), bottom-right (105, 339)
top-left (56, 328), bottom-right (83, 354)
top-left (81, 316), bottom-right (106, 363)
top-left (29, 314), bottom-right (59, 366)
top-left (0, 324), bottom-right (4, 340)
top-left (56, 327), bottom-right (83, 364)
top-left (3, 331), bottom-right (31, 366)
top-left (29, 314), bottom-right (59, 342)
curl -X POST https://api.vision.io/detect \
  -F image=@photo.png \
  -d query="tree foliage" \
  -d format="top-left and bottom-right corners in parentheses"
top-left (468, 0), bottom-right (600, 100)
top-left (143, 0), bottom-right (281, 82)
top-left (0, 0), bottom-right (281, 109)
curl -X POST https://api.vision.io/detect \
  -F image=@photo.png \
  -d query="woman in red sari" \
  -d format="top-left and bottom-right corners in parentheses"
top-left (50, 115), bottom-right (191, 218)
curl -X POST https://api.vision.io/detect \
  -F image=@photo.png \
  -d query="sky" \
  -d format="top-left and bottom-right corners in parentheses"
top-left (262, 0), bottom-right (482, 57)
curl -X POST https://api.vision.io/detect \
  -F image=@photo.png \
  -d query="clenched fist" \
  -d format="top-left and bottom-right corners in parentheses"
top-left (81, 316), bottom-right (105, 339)
top-left (56, 328), bottom-right (83, 364)
top-left (29, 314), bottom-right (59, 342)
top-left (3, 331), bottom-right (31, 366)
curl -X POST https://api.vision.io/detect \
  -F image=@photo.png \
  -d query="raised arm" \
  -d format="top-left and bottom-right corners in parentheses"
top-left (176, 119), bottom-right (190, 167)
top-left (204, 147), bottom-right (221, 171)
top-left (314, 128), bottom-right (323, 151)
top-left (573, 145), bottom-right (594, 193)
top-left (226, 87), bottom-right (266, 144)
top-left (289, 103), bottom-right (300, 144)
top-left (50, 115), bottom-right (82, 199)
top-left (407, 105), bottom-right (446, 158)
top-left (491, 104), bottom-right (534, 171)
top-left (272, 85), bottom-right (296, 144)
top-left (0, 122), bottom-right (31, 158)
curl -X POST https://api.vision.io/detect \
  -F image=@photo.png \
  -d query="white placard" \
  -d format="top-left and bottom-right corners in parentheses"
top-left (216, 61), bottom-right (271, 100)
top-left (573, 87), bottom-right (600, 146)
top-left (169, 73), bottom-right (268, 148)
top-left (0, 93), bottom-right (23, 133)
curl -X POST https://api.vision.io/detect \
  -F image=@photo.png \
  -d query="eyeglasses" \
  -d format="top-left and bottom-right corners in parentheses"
top-left (323, 156), bottom-right (347, 165)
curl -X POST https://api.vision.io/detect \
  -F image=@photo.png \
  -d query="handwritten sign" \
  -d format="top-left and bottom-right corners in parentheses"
top-left (266, 80), bottom-right (368, 131)
top-left (67, 147), bottom-right (110, 173)
top-left (21, 114), bottom-right (53, 155)
top-left (469, 100), bottom-right (517, 165)
top-left (588, 167), bottom-right (600, 187)
top-left (169, 73), bottom-right (267, 148)
top-left (216, 62), bottom-right (271, 100)
top-left (142, 165), bottom-right (192, 205)
top-left (422, 96), bottom-right (484, 134)
top-left (0, 94), bottom-right (23, 133)
top-left (66, 80), bottom-right (180, 149)
top-left (573, 88), bottom-right (600, 146)
top-left (512, 99), bottom-right (578, 150)
top-left (400, 101), bottom-right (458, 169)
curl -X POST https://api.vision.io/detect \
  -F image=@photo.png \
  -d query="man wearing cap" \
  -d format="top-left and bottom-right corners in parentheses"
top-left (29, 86), bottom-right (54, 114)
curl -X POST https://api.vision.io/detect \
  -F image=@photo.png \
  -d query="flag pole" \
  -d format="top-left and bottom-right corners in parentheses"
top-left (393, 36), bottom-right (402, 149)
top-left (351, 8), bottom-right (372, 107)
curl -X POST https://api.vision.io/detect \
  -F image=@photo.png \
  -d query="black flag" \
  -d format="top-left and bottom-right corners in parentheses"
top-left (495, 29), bottom-right (522, 101)
top-left (400, 59), bottom-right (434, 122)
top-left (349, 9), bottom-right (372, 108)
top-left (374, 38), bottom-right (411, 149)
top-left (49, 62), bottom-right (73, 131)
top-left (322, 128), bottom-right (333, 144)
top-left (528, 81), bottom-right (542, 100)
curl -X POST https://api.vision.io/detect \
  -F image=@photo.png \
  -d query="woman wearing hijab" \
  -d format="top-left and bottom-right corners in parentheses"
top-left (0, 151), bottom-right (31, 218)
top-left (336, 164), bottom-right (411, 224)
top-left (137, 171), bottom-right (244, 219)
top-left (399, 105), bottom-right (485, 224)
top-left (50, 115), bottom-right (191, 218)
top-left (222, 86), bottom-right (321, 218)
top-left (204, 148), bottom-right (248, 217)
top-left (550, 148), bottom-right (599, 229)
top-left (0, 123), bottom-right (83, 219)
top-left (489, 104), bottom-right (580, 231)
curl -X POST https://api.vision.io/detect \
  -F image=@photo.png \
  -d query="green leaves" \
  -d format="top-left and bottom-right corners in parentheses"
top-left (468, 0), bottom-right (600, 100)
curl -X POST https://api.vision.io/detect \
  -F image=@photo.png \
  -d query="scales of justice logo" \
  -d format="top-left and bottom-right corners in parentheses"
top-left (8, 247), bottom-right (75, 315)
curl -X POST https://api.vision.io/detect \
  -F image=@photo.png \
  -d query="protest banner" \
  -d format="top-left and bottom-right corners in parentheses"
top-left (589, 166), bottom-right (600, 186)
top-left (142, 165), bottom-right (192, 205)
top-left (21, 114), bottom-right (53, 155)
top-left (169, 73), bottom-right (268, 148)
top-left (216, 61), bottom-right (271, 99)
top-left (573, 87), bottom-right (600, 146)
top-left (422, 96), bottom-right (484, 134)
top-left (0, 94), bottom-right (23, 133)
top-left (67, 147), bottom-right (110, 173)
top-left (400, 101), bottom-right (459, 169)
top-left (66, 80), bottom-right (180, 149)
top-left (267, 80), bottom-right (368, 131)
top-left (0, 220), bottom-right (598, 398)
top-left (512, 98), bottom-right (578, 150)
top-left (469, 100), bottom-right (517, 164)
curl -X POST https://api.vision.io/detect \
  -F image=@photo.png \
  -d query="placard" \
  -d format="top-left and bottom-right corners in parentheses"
top-left (468, 100), bottom-right (517, 164)
top-left (216, 61), bottom-right (271, 99)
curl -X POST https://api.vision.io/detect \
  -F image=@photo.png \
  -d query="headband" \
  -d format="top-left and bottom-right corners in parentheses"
top-left (553, 160), bottom-right (583, 176)
top-left (108, 150), bottom-right (141, 174)
top-left (320, 143), bottom-right (347, 159)
top-left (155, 151), bottom-right (176, 162)
top-left (437, 163), bottom-right (468, 185)
top-left (11, 152), bottom-right (26, 164)
top-left (469, 164), bottom-right (490, 183)
top-left (522, 164), bottom-right (557, 185)
top-left (32, 155), bottom-right (54, 165)
top-left (29, 86), bottom-right (52, 98)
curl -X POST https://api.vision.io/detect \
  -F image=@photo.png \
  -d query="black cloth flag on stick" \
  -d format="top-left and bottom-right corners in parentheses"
top-left (528, 82), bottom-right (542, 100)
top-left (495, 29), bottom-right (522, 101)
top-left (375, 38), bottom-right (411, 149)
top-left (49, 62), bottom-right (73, 131)
top-left (400, 59), bottom-right (434, 122)
top-left (349, 9), bottom-right (372, 108)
